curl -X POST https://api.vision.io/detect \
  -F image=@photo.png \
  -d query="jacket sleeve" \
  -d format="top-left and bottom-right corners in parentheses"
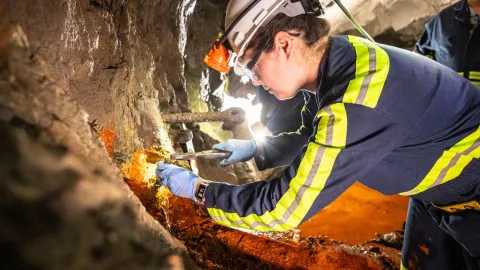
top-left (254, 91), bottom-right (317, 170)
top-left (204, 103), bottom-right (409, 232)
top-left (414, 22), bottom-right (435, 60)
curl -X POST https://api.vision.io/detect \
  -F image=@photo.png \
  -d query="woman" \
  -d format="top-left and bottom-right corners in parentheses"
top-left (157, 1), bottom-right (480, 269)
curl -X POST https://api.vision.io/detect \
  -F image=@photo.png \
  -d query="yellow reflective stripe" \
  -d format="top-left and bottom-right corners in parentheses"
top-left (343, 36), bottom-right (369, 105)
top-left (282, 125), bottom-right (303, 136)
top-left (458, 71), bottom-right (480, 85)
top-left (400, 126), bottom-right (480, 196)
top-left (208, 142), bottom-right (320, 232)
top-left (400, 262), bottom-right (408, 270)
top-left (469, 71), bottom-right (480, 80)
top-left (207, 104), bottom-right (348, 232)
top-left (279, 105), bottom-right (307, 136)
top-left (343, 36), bottom-right (390, 109)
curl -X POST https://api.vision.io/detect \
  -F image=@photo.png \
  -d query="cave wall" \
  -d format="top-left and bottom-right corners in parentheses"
top-left (4, 0), bottom-right (246, 185)
top-left (0, 4), bottom-right (197, 267)
top-left (4, 0), bottom-right (194, 162)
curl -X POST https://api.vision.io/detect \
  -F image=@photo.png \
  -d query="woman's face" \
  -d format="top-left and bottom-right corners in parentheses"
top-left (241, 32), bottom-right (306, 100)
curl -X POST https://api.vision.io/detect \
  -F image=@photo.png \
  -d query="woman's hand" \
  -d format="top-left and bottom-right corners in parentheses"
top-left (156, 162), bottom-right (199, 201)
top-left (212, 139), bottom-right (257, 166)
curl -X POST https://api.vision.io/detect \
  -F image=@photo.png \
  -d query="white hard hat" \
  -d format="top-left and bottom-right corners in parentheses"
top-left (224, 0), bottom-right (323, 76)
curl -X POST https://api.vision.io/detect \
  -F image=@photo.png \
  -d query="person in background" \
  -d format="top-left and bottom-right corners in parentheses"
top-left (157, 0), bottom-right (480, 269)
top-left (415, 0), bottom-right (480, 87)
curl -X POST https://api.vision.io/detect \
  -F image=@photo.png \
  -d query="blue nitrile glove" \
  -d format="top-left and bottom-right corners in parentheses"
top-left (156, 162), bottom-right (199, 201)
top-left (212, 139), bottom-right (257, 167)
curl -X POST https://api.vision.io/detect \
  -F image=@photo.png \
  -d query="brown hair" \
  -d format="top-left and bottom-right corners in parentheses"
top-left (245, 13), bottom-right (331, 54)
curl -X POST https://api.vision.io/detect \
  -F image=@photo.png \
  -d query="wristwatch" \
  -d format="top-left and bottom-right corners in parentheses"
top-left (195, 180), bottom-right (211, 203)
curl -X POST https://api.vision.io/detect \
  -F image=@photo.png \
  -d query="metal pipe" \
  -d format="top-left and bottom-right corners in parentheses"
top-left (162, 107), bottom-right (246, 125)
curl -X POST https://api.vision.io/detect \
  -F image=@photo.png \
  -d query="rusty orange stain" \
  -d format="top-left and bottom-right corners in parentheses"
top-left (98, 128), bottom-right (115, 157)
top-left (121, 147), bottom-right (190, 211)
top-left (121, 149), bottom-right (158, 188)
top-left (419, 244), bottom-right (430, 255)
top-left (122, 151), bottom-right (395, 269)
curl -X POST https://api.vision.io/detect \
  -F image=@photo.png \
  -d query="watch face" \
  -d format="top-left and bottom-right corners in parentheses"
top-left (195, 181), bottom-right (210, 203)
top-left (196, 183), bottom-right (207, 200)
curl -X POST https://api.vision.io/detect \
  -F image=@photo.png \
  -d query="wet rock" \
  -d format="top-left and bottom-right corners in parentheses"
top-left (4, 0), bottom-right (186, 160)
top-left (373, 232), bottom-right (404, 249)
top-left (0, 17), bottom-right (196, 269)
top-left (184, 0), bottom-right (228, 111)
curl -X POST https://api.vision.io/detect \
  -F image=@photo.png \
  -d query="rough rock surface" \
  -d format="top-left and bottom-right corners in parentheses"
top-left (4, 0), bottom-right (188, 162)
top-left (0, 7), bottom-right (197, 269)
top-left (4, 0), bottom-right (245, 184)
top-left (324, 0), bottom-right (457, 48)
top-left (184, 0), bottom-right (228, 111)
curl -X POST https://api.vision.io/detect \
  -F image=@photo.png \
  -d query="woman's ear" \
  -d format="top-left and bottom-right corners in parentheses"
top-left (274, 31), bottom-right (294, 60)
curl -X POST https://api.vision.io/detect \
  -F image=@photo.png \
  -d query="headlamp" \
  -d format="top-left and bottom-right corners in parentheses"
top-left (203, 39), bottom-right (233, 73)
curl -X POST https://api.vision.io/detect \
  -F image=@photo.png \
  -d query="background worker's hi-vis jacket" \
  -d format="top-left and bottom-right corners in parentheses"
top-left (414, 0), bottom-right (480, 87)
top-left (204, 35), bottom-right (480, 232)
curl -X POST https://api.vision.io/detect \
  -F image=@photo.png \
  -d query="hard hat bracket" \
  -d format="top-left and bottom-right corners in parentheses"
top-left (291, 0), bottom-right (324, 16)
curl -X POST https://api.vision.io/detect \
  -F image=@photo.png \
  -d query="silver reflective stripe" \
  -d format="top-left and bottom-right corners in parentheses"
top-left (356, 43), bottom-right (376, 105)
top-left (433, 153), bottom-right (461, 186)
top-left (212, 216), bottom-right (228, 221)
top-left (464, 139), bottom-right (480, 155)
top-left (325, 106), bottom-right (334, 145)
top-left (212, 106), bottom-right (335, 229)
top-left (257, 146), bottom-right (327, 229)
top-left (431, 138), bottom-right (480, 187)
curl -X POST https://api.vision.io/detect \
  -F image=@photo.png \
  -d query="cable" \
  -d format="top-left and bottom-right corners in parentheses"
top-left (332, 0), bottom-right (375, 42)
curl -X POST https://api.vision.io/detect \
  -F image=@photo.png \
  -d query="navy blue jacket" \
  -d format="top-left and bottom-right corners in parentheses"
top-left (205, 35), bottom-right (480, 232)
top-left (255, 86), bottom-right (306, 135)
top-left (415, 0), bottom-right (480, 87)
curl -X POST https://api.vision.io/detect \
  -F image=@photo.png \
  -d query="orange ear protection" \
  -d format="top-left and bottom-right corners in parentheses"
top-left (203, 39), bottom-right (232, 73)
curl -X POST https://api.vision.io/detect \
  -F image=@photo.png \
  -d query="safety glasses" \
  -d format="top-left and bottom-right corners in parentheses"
top-left (236, 36), bottom-right (272, 83)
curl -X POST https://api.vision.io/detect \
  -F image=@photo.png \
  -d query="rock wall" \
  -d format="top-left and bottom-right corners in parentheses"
top-left (0, 5), bottom-right (197, 267)
top-left (4, 0), bottom-right (193, 162)
top-left (4, 0), bottom-right (247, 185)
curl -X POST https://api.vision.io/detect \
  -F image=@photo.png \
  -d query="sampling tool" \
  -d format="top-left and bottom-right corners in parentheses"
top-left (170, 150), bottom-right (232, 161)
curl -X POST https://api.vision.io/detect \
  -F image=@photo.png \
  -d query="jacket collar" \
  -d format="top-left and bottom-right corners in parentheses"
top-left (454, 0), bottom-right (470, 23)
